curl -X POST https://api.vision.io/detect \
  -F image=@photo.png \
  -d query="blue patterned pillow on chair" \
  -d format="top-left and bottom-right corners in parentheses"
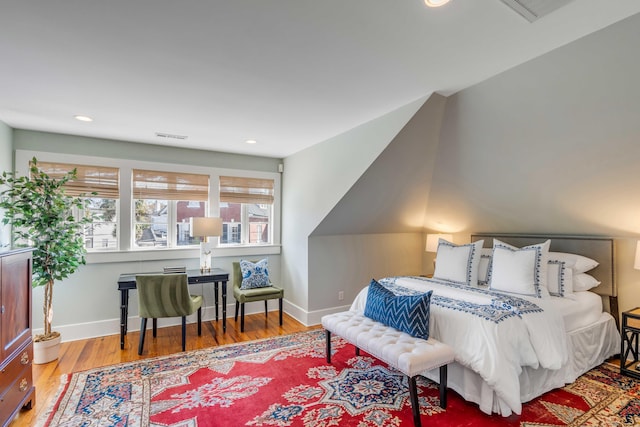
top-left (363, 279), bottom-right (432, 340)
top-left (240, 259), bottom-right (271, 289)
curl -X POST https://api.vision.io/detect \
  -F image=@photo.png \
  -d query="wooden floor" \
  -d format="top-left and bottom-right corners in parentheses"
top-left (10, 311), bottom-right (317, 426)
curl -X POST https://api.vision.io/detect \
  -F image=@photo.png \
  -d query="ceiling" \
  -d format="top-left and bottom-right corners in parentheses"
top-left (1, 1), bottom-right (639, 159)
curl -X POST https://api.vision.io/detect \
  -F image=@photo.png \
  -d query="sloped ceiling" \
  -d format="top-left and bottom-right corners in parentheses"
top-left (312, 93), bottom-right (447, 236)
top-left (1, 1), bottom-right (639, 158)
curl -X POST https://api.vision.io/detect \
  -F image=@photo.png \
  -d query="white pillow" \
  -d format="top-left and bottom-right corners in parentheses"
top-left (433, 239), bottom-right (484, 286)
top-left (548, 251), bottom-right (598, 274)
top-left (573, 273), bottom-right (601, 291)
top-left (547, 259), bottom-right (574, 298)
top-left (489, 239), bottom-right (550, 298)
top-left (478, 248), bottom-right (492, 286)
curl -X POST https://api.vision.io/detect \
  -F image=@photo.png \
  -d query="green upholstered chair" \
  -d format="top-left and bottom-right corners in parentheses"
top-left (233, 261), bottom-right (284, 332)
top-left (136, 273), bottom-right (203, 355)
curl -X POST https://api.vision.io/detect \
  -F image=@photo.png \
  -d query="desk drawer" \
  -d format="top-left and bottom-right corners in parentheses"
top-left (189, 276), bottom-right (222, 284)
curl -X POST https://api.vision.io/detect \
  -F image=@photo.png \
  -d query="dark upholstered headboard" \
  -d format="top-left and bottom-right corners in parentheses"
top-left (471, 234), bottom-right (615, 297)
top-left (470, 234), bottom-right (617, 326)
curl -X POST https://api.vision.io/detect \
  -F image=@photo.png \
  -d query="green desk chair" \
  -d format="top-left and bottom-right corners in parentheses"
top-left (233, 261), bottom-right (284, 332)
top-left (136, 273), bottom-right (203, 355)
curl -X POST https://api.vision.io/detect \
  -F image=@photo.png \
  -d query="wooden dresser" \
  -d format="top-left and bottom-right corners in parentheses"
top-left (0, 248), bottom-right (35, 427)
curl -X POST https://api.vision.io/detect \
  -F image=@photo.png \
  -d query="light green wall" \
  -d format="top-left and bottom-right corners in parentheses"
top-left (13, 130), bottom-right (281, 173)
top-left (306, 94), bottom-right (447, 315)
top-left (281, 96), bottom-right (427, 320)
top-left (0, 121), bottom-right (12, 246)
top-left (9, 129), bottom-right (284, 340)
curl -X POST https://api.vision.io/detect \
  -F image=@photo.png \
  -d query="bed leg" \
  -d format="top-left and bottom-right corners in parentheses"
top-left (326, 330), bottom-right (331, 363)
top-left (408, 375), bottom-right (422, 427)
top-left (355, 347), bottom-right (360, 356)
top-left (439, 365), bottom-right (448, 408)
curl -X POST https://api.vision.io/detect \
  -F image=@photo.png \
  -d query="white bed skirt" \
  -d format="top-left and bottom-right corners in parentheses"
top-left (420, 312), bottom-right (620, 416)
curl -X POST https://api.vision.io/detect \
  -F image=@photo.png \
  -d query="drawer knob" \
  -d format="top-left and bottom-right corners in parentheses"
top-left (21, 352), bottom-right (30, 365)
top-left (19, 378), bottom-right (28, 392)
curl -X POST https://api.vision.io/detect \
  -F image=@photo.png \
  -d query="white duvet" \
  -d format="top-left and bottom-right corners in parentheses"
top-left (350, 276), bottom-right (569, 415)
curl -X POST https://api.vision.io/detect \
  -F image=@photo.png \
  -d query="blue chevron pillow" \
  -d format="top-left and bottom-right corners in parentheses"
top-left (363, 279), bottom-right (433, 340)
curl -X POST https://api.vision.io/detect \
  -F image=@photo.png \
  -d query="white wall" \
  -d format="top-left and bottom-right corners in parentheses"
top-left (281, 96), bottom-right (427, 323)
top-left (0, 121), bottom-right (11, 246)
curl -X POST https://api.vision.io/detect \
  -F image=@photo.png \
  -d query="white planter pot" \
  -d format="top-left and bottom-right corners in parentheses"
top-left (33, 334), bottom-right (61, 364)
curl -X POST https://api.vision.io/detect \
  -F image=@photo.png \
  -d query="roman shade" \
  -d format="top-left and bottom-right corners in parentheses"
top-left (219, 176), bottom-right (274, 205)
top-left (34, 161), bottom-right (120, 198)
top-left (133, 169), bottom-right (209, 201)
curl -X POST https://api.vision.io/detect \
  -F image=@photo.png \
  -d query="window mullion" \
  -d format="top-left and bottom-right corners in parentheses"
top-left (168, 200), bottom-right (177, 246)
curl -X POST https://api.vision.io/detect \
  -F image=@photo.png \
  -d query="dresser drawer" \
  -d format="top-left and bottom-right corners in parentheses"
top-left (0, 365), bottom-right (34, 426)
top-left (0, 344), bottom-right (33, 388)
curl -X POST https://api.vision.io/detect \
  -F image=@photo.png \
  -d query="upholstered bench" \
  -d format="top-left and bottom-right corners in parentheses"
top-left (321, 310), bottom-right (455, 427)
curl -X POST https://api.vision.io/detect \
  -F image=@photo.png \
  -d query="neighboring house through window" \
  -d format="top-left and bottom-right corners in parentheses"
top-left (219, 176), bottom-right (274, 245)
top-left (132, 169), bottom-right (208, 248)
top-left (17, 150), bottom-right (281, 261)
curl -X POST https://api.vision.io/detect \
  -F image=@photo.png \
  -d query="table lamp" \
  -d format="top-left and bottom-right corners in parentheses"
top-left (426, 233), bottom-right (453, 268)
top-left (426, 233), bottom-right (453, 253)
top-left (190, 217), bottom-right (222, 272)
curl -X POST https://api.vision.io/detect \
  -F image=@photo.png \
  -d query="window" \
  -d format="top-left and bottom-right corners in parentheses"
top-left (132, 169), bottom-right (209, 249)
top-left (18, 149), bottom-right (281, 260)
top-left (219, 176), bottom-right (274, 245)
top-left (36, 162), bottom-right (120, 252)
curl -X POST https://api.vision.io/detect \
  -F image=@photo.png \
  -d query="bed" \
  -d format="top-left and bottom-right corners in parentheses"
top-left (349, 234), bottom-right (621, 417)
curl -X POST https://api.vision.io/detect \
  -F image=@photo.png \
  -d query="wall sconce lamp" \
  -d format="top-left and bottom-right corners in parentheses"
top-left (190, 217), bottom-right (222, 272)
top-left (634, 240), bottom-right (640, 271)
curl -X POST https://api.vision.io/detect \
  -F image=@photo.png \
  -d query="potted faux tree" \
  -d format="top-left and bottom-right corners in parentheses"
top-left (0, 158), bottom-right (91, 363)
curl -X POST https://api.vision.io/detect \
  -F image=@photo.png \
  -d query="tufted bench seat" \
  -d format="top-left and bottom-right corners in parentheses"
top-left (321, 310), bottom-right (455, 427)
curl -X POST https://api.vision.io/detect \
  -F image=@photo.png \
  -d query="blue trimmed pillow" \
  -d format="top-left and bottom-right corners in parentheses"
top-left (239, 259), bottom-right (270, 289)
top-left (489, 239), bottom-right (550, 298)
top-left (363, 279), bottom-right (432, 340)
top-left (433, 239), bottom-right (484, 287)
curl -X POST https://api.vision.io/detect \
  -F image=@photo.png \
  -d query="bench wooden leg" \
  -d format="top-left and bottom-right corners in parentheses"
top-left (439, 365), bottom-right (448, 408)
top-left (326, 330), bottom-right (332, 363)
top-left (408, 375), bottom-right (422, 427)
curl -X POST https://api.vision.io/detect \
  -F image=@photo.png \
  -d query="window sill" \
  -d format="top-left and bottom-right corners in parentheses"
top-left (85, 244), bottom-right (281, 264)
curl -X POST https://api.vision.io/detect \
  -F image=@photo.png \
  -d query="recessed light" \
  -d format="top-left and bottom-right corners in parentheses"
top-left (74, 115), bottom-right (93, 122)
top-left (424, 0), bottom-right (450, 7)
top-left (245, 139), bottom-right (257, 144)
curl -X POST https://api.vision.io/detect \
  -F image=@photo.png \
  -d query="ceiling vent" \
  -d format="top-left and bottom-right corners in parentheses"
top-left (155, 132), bottom-right (188, 140)
top-left (500, 0), bottom-right (576, 22)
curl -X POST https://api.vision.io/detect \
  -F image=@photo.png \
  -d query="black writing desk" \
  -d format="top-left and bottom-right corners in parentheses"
top-left (117, 268), bottom-right (229, 349)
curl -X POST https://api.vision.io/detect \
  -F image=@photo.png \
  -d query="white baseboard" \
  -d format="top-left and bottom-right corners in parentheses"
top-left (36, 300), bottom-right (352, 343)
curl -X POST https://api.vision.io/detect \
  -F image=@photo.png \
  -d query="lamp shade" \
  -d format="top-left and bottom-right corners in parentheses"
top-left (426, 233), bottom-right (453, 252)
top-left (190, 217), bottom-right (222, 237)
top-left (635, 240), bottom-right (640, 270)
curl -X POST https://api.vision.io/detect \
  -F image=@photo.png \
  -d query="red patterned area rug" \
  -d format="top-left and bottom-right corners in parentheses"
top-left (39, 330), bottom-right (638, 426)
